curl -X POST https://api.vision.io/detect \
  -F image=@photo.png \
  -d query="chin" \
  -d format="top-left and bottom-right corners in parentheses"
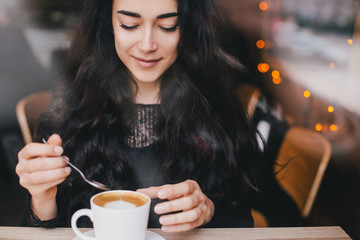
top-left (134, 74), bottom-right (162, 84)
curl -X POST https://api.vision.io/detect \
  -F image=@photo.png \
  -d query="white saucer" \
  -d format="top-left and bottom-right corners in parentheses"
top-left (73, 230), bottom-right (165, 240)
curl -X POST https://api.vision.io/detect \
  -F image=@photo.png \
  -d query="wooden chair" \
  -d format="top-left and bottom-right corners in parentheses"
top-left (16, 91), bottom-right (51, 144)
top-left (253, 126), bottom-right (332, 227)
top-left (237, 84), bottom-right (261, 118)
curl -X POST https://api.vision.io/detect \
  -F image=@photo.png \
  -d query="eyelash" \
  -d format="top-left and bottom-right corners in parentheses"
top-left (120, 24), bottom-right (138, 30)
top-left (120, 24), bottom-right (178, 32)
top-left (159, 25), bottom-right (178, 32)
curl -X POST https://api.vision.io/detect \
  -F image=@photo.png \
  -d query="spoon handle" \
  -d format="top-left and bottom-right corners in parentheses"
top-left (41, 138), bottom-right (110, 191)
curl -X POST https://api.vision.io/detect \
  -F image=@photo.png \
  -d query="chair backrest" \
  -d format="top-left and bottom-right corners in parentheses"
top-left (237, 84), bottom-right (261, 117)
top-left (16, 91), bottom-right (51, 144)
top-left (274, 126), bottom-right (332, 219)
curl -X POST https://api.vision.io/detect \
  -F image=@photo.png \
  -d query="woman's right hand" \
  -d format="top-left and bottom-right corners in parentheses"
top-left (15, 134), bottom-right (71, 220)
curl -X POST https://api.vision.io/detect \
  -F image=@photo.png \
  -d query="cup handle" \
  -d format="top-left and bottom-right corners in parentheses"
top-left (71, 209), bottom-right (95, 240)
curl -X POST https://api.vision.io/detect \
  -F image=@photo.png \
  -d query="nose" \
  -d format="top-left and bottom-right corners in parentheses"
top-left (138, 27), bottom-right (157, 53)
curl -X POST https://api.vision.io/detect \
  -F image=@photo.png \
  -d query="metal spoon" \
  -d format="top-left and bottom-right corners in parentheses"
top-left (42, 138), bottom-right (110, 191)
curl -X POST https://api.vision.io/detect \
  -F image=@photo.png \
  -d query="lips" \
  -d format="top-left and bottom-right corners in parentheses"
top-left (134, 57), bottom-right (162, 68)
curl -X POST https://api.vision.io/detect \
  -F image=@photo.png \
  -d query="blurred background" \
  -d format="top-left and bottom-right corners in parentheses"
top-left (0, 0), bottom-right (81, 226)
top-left (0, 0), bottom-right (359, 239)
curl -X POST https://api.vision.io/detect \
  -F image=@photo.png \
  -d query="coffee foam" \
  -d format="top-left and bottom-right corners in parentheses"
top-left (93, 192), bottom-right (149, 209)
top-left (104, 200), bottom-right (136, 209)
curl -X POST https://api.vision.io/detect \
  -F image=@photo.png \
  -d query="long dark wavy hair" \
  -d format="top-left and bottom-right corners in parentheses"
top-left (35, 0), bottom-right (263, 207)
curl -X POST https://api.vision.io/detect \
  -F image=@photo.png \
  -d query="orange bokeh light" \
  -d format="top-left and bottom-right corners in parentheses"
top-left (272, 70), bottom-right (280, 78)
top-left (256, 40), bottom-right (265, 49)
top-left (272, 77), bottom-right (282, 85)
top-left (257, 63), bottom-right (270, 73)
top-left (330, 62), bottom-right (336, 68)
top-left (348, 39), bottom-right (353, 45)
top-left (330, 124), bottom-right (338, 132)
top-left (259, 2), bottom-right (269, 11)
top-left (315, 124), bottom-right (322, 132)
top-left (328, 106), bottom-right (334, 113)
top-left (304, 90), bottom-right (311, 98)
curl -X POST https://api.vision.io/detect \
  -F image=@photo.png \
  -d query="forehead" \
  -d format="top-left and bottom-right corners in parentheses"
top-left (112, 0), bottom-right (178, 16)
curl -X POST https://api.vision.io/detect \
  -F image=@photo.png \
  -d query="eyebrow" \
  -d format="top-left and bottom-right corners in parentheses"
top-left (117, 10), bottom-right (177, 19)
top-left (157, 12), bottom-right (178, 19)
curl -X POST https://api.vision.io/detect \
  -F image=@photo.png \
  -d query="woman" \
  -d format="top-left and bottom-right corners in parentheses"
top-left (16, 0), bottom-right (263, 232)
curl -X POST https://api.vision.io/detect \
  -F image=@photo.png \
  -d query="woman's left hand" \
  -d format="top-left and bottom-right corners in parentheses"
top-left (137, 180), bottom-right (214, 232)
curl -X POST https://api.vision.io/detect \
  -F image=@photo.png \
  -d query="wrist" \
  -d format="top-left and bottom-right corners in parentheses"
top-left (31, 197), bottom-right (58, 221)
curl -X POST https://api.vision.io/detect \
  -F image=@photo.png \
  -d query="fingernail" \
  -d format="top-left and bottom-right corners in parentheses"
top-left (154, 205), bottom-right (164, 213)
top-left (160, 216), bottom-right (170, 224)
top-left (65, 167), bottom-right (71, 174)
top-left (54, 146), bottom-right (63, 155)
top-left (158, 190), bottom-right (168, 199)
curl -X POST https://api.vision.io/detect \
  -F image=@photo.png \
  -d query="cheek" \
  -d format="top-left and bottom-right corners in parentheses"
top-left (162, 34), bottom-right (180, 57)
top-left (114, 31), bottom-right (136, 56)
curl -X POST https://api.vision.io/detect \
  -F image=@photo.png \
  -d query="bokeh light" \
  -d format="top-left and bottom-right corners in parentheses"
top-left (315, 124), bottom-right (322, 132)
top-left (272, 70), bottom-right (280, 78)
top-left (256, 40), bottom-right (265, 49)
top-left (272, 77), bottom-right (282, 85)
top-left (330, 124), bottom-right (338, 132)
top-left (259, 2), bottom-right (269, 11)
top-left (304, 90), bottom-right (311, 98)
top-left (328, 106), bottom-right (334, 113)
top-left (257, 63), bottom-right (270, 73)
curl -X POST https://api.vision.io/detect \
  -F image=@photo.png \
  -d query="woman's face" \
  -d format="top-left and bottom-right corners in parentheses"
top-left (112, 0), bottom-right (180, 85)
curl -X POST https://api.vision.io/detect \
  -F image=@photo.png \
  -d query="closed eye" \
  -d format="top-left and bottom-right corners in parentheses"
top-left (120, 24), bottom-right (138, 30)
top-left (159, 25), bottom-right (178, 32)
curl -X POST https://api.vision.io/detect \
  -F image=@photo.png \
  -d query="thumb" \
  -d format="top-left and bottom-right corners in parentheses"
top-left (46, 134), bottom-right (62, 146)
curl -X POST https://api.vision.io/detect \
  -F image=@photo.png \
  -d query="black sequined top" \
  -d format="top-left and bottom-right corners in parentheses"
top-left (126, 104), bottom-right (160, 148)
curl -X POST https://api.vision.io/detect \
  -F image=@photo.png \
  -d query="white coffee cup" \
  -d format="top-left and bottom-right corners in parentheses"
top-left (71, 190), bottom-right (150, 240)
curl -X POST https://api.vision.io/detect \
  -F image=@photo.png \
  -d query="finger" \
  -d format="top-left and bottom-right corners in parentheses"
top-left (156, 180), bottom-right (197, 200)
top-left (46, 134), bottom-right (62, 146)
top-left (21, 167), bottom-right (71, 186)
top-left (154, 193), bottom-right (204, 214)
top-left (137, 186), bottom-right (169, 199)
top-left (159, 207), bottom-right (203, 226)
top-left (18, 143), bottom-right (63, 160)
top-left (19, 157), bottom-right (68, 173)
top-left (161, 218), bottom-right (203, 232)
